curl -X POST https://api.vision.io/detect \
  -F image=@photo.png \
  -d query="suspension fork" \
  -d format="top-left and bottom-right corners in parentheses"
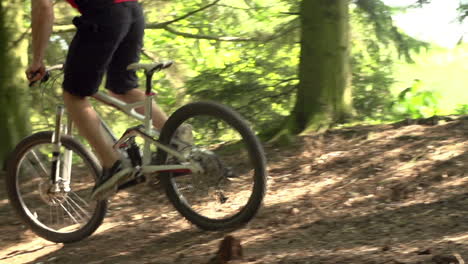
top-left (61, 110), bottom-right (74, 192)
top-left (50, 106), bottom-right (65, 192)
top-left (23, 106), bottom-right (71, 188)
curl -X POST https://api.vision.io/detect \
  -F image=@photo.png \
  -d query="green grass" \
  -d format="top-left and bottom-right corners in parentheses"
top-left (391, 43), bottom-right (468, 115)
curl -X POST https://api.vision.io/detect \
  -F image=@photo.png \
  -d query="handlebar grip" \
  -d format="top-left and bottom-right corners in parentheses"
top-left (29, 71), bottom-right (50, 87)
top-left (29, 80), bottom-right (38, 87)
top-left (28, 71), bottom-right (40, 87)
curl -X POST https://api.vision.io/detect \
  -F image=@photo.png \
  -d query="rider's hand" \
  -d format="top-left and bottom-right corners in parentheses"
top-left (26, 61), bottom-right (46, 84)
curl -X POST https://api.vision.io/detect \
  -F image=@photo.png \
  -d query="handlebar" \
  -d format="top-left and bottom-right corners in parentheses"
top-left (46, 64), bottom-right (65, 72)
top-left (29, 64), bottom-right (64, 87)
top-left (28, 60), bottom-right (173, 89)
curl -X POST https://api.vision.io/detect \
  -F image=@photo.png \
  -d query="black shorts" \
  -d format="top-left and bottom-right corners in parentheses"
top-left (63, 2), bottom-right (144, 97)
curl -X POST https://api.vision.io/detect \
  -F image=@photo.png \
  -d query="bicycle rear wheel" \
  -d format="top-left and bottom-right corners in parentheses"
top-left (5, 131), bottom-right (107, 243)
top-left (156, 101), bottom-right (267, 230)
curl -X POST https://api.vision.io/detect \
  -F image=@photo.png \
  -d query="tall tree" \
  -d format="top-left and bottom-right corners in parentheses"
top-left (15, 0), bottom-right (466, 146)
top-left (271, 0), bottom-right (437, 141)
top-left (274, 0), bottom-right (353, 141)
top-left (0, 0), bottom-right (30, 165)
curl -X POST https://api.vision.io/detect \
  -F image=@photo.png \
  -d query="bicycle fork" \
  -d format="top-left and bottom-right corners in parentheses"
top-left (49, 105), bottom-right (73, 193)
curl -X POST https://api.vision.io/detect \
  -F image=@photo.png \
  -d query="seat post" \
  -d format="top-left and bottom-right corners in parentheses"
top-left (143, 71), bottom-right (155, 165)
top-left (143, 70), bottom-right (155, 131)
top-left (145, 70), bottom-right (154, 95)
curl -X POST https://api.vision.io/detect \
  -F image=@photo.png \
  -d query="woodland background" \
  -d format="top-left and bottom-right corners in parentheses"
top-left (1, 1), bottom-right (468, 263)
top-left (0, 0), bottom-right (466, 164)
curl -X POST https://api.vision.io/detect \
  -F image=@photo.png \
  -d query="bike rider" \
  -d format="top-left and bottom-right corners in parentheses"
top-left (26, 0), bottom-right (169, 199)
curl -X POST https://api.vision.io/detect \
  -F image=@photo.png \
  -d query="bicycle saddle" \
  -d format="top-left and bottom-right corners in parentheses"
top-left (126, 61), bottom-right (173, 72)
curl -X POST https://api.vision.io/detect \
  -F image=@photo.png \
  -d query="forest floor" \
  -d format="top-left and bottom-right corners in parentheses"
top-left (0, 116), bottom-right (467, 264)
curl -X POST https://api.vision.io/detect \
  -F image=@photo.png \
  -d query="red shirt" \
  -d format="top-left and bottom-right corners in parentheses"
top-left (66, 0), bottom-right (138, 10)
top-left (67, 0), bottom-right (79, 9)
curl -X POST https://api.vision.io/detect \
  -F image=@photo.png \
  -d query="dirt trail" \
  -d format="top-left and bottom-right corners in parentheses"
top-left (1, 116), bottom-right (467, 264)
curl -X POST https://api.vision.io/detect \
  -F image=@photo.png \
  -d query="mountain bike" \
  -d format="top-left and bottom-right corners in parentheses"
top-left (5, 61), bottom-right (267, 243)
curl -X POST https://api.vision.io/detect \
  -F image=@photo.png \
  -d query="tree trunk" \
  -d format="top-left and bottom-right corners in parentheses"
top-left (273, 0), bottom-right (353, 142)
top-left (0, 0), bottom-right (30, 165)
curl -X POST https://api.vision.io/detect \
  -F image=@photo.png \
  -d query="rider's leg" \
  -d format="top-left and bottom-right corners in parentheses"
top-left (63, 91), bottom-right (121, 168)
top-left (85, 3), bottom-right (147, 198)
top-left (108, 89), bottom-right (168, 130)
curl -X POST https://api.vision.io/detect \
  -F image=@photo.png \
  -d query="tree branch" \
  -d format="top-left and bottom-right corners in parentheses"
top-left (156, 0), bottom-right (221, 27)
top-left (235, 84), bottom-right (297, 113)
top-left (141, 48), bottom-right (160, 61)
top-left (161, 25), bottom-right (257, 41)
top-left (52, 0), bottom-right (221, 33)
top-left (50, 0), bottom-right (299, 43)
top-left (7, 28), bottom-right (31, 50)
top-left (160, 18), bottom-right (299, 42)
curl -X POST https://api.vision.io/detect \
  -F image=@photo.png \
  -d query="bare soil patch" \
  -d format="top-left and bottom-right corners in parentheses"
top-left (1, 116), bottom-right (467, 264)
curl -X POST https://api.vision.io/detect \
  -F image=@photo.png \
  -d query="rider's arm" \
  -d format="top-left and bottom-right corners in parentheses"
top-left (26, 0), bottom-right (54, 82)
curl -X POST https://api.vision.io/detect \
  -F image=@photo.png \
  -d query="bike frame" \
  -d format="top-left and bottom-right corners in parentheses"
top-left (45, 63), bottom-right (201, 192)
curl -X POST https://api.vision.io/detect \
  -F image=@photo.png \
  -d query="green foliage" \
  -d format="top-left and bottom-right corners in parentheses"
top-left (349, 1), bottom-right (445, 122)
top-left (185, 56), bottom-right (298, 133)
top-left (350, 7), bottom-right (395, 120)
top-left (26, 0), bottom-right (302, 137)
top-left (391, 43), bottom-right (468, 116)
top-left (458, 3), bottom-right (468, 21)
top-left (391, 79), bottom-right (440, 118)
top-left (353, 0), bottom-right (429, 62)
top-left (19, 0), bottom-right (465, 140)
top-left (0, 4), bottom-right (8, 82)
top-left (455, 104), bottom-right (468, 115)
top-left (0, 0), bottom-right (32, 164)
top-left (144, 0), bottom-right (300, 133)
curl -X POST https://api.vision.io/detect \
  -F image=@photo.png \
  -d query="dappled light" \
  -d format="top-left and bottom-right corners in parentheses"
top-left (1, 0), bottom-right (467, 263)
top-left (1, 116), bottom-right (467, 263)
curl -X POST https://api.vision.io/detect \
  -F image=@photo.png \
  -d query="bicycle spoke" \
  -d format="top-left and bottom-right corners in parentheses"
top-left (64, 195), bottom-right (91, 221)
top-left (63, 198), bottom-right (80, 223)
top-left (55, 198), bottom-right (80, 225)
top-left (26, 151), bottom-right (49, 179)
top-left (59, 203), bottom-right (64, 227)
top-left (49, 204), bottom-right (53, 228)
top-left (52, 202), bottom-right (58, 228)
top-left (9, 131), bottom-right (107, 243)
top-left (70, 191), bottom-right (90, 207)
top-left (56, 201), bottom-right (62, 228)
top-left (157, 102), bottom-right (267, 229)
top-left (62, 198), bottom-right (79, 224)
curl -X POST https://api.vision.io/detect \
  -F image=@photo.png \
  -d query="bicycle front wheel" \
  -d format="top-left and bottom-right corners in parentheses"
top-left (156, 101), bottom-right (267, 230)
top-left (5, 131), bottom-right (107, 243)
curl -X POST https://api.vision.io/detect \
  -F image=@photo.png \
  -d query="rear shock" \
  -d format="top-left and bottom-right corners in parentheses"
top-left (126, 137), bottom-right (142, 167)
top-left (117, 137), bottom-right (145, 191)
